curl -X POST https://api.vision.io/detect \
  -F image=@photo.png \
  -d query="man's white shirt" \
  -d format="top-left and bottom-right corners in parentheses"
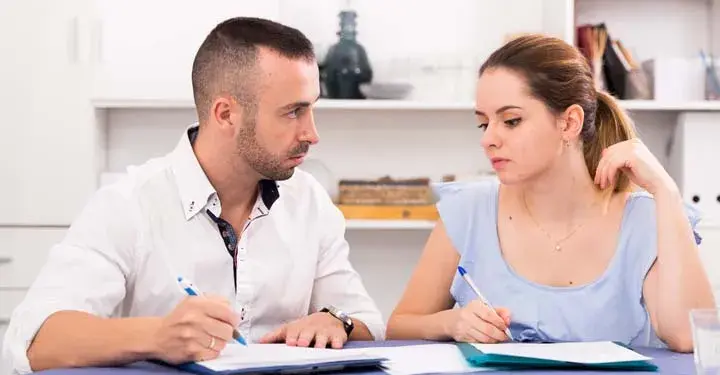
top-left (1, 125), bottom-right (384, 374)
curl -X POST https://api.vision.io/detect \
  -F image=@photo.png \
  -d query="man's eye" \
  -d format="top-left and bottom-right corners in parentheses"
top-left (288, 107), bottom-right (305, 119)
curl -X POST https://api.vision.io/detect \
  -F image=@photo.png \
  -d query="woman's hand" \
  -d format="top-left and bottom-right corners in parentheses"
top-left (443, 300), bottom-right (512, 343)
top-left (594, 138), bottom-right (677, 196)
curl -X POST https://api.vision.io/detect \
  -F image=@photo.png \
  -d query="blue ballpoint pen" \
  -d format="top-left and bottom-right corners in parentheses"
top-left (457, 266), bottom-right (514, 341)
top-left (177, 276), bottom-right (248, 346)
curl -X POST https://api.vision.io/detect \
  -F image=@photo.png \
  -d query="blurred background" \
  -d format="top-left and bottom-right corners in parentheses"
top-left (1, 0), bottom-right (719, 344)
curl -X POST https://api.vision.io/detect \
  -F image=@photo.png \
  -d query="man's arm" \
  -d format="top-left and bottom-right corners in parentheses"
top-left (1, 187), bottom-right (238, 374)
top-left (308, 195), bottom-right (385, 341)
top-left (258, 181), bottom-right (384, 347)
top-left (25, 297), bottom-right (237, 372)
top-left (26, 313), bottom-right (160, 370)
top-left (1, 187), bottom-right (141, 374)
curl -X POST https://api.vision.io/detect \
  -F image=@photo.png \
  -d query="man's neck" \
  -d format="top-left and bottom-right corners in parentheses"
top-left (193, 129), bottom-right (259, 212)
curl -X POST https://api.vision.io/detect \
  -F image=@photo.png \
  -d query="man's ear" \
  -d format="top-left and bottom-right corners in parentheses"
top-left (560, 104), bottom-right (585, 140)
top-left (211, 95), bottom-right (235, 131)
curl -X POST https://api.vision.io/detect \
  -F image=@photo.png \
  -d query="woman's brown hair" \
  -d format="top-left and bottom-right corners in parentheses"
top-left (479, 34), bottom-right (637, 192)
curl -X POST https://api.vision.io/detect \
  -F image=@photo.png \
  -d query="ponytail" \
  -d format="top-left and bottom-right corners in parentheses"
top-left (583, 90), bottom-right (637, 193)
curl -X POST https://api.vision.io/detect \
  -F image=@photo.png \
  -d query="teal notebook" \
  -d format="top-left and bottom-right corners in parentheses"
top-left (457, 341), bottom-right (658, 371)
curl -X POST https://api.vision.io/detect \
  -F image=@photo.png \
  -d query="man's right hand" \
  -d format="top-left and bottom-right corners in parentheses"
top-left (151, 296), bottom-right (239, 364)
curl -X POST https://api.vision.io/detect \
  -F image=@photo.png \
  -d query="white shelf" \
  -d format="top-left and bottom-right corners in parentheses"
top-left (345, 219), bottom-right (436, 230)
top-left (92, 98), bottom-right (196, 109)
top-left (91, 98), bottom-right (473, 111)
top-left (621, 100), bottom-right (720, 111)
top-left (92, 98), bottom-right (720, 112)
top-left (314, 100), bottom-right (472, 111)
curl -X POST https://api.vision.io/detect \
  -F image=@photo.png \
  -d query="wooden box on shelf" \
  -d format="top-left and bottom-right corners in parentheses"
top-left (338, 176), bottom-right (432, 205)
top-left (337, 204), bottom-right (439, 221)
top-left (336, 176), bottom-right (438, 221)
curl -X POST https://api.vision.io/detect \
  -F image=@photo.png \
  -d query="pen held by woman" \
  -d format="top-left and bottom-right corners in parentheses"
top-left (458, 266), bottom-right (514, 341)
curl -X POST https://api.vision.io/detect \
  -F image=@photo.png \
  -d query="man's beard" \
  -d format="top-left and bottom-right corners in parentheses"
top-left (235, 118), bottom-right (310, 181)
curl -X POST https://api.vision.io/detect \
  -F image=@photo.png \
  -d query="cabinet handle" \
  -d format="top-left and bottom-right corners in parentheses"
top-left (0, 257), bottom-right (11, 265)
top-left (93, 18), bottom-right (104, 64)
top-left (67, 16), bottom-right (79, 64)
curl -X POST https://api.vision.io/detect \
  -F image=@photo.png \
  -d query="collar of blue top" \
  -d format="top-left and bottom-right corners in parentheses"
top-left (188, 125), bottom-right (279, 210)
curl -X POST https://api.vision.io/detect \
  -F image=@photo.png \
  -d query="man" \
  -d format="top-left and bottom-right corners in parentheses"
top-left (2, 17), bottom-right (384, 374)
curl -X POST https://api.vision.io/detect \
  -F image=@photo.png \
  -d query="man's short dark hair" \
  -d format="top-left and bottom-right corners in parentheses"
top-left (191, 17), bottom-right (315, 122)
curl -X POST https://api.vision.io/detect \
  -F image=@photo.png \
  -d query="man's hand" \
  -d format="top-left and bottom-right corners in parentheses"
top-left (259, 312), bottom-right (347, 349)
top-left (151, 295), bottom-right (239, 364)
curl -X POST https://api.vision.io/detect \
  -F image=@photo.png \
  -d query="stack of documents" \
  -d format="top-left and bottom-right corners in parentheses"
top-left (365, 343), bottom-right (489, 374)
top-left (165, 341), bottom-right (657, 374)
top-left (174, 343), bottom-right (386, 375)
top-left (458, 341), bottom-right (658, 371)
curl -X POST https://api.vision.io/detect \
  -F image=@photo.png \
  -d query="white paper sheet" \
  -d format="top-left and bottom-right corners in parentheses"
top-left (363, 344), bottom-right (495, 375)
top-left (197, 343), bottom-right (379, 372)
top-left (471, 341), bottom-right (652, 364)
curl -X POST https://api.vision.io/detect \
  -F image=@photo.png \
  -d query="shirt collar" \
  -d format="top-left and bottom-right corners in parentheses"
top-left (171, 124), bottom-right (280, 221)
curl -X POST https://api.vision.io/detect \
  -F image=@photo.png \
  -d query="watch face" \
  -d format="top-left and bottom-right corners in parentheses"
top-left (325, 306), bottom-right (353, 332)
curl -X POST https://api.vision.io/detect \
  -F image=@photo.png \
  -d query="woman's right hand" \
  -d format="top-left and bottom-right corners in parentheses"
top-left (443, 300), bottom-right (512, 343)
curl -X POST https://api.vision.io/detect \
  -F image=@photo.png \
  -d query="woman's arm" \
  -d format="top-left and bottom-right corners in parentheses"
top-left (643, 187), bottom-right (716, 352)
top-left (385, 220), bottom-right (461, 340)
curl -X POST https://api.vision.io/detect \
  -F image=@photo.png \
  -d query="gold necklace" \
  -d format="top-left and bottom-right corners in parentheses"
top-left (522, 194), bottom-right (591, 252)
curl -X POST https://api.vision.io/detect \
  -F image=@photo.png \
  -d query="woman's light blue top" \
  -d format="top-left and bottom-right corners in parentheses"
top-left (435, 178), bottom-right (702, 348)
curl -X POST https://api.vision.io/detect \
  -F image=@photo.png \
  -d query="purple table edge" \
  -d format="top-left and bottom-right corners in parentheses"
top-left (30, 340), bottom-right (695, 375)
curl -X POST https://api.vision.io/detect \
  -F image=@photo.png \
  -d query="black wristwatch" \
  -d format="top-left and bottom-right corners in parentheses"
top-left (321, 306), bottom-right (354, 336)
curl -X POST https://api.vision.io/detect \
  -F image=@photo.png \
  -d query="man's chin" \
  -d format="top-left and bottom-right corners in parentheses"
top-left (263, 167), bottom-right (295, 181)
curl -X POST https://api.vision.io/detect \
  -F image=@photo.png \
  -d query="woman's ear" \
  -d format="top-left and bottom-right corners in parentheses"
top-left (559, 104), bottom-right (585, 141)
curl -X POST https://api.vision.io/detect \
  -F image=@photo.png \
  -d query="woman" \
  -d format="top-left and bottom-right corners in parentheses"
top-left (385, 35), bottom-right (715, 352)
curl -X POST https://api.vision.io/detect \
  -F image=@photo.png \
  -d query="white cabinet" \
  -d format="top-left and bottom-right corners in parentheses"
top-left (697, 223), bottom-right (720, 302)
top-left (669, 113), bottom-right (720, 221)
top-left (0, 0), bottom-right (98, 226)
top-left (0, 228), bottom-right (68, 289)
top-left (92, 0), bottom-right (280, 102)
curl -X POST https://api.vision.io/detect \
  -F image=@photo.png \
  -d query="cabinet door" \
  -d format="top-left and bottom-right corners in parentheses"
top-left (0, 0), bottom-right (98, 226)
top-left (92, 0), bottom-right (280, 102)
top-left (698, 223), bottom-right (720, 295)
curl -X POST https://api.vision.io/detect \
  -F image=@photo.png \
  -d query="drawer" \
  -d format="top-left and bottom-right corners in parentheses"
top-left (0, 321), bottom-right (7, 355)
top-left (0, 288), bottom-right (28, 321)
top-left (0, 227), bottom-right (67, 288)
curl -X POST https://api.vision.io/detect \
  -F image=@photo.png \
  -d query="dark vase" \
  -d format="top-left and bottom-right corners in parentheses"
top-left (322, 10), bottom-right (372, 99)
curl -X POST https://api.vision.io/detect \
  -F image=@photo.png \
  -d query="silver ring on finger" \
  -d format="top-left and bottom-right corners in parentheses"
top-left (209, 336), bottom-right (216, 350)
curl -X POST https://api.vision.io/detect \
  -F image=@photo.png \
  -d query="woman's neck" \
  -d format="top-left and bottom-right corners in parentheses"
top-left (509, 154), bottom-right (609, 225)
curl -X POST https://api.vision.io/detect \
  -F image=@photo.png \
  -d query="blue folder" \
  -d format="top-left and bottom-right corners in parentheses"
top-left (456, 342), bottom-right (659, 372)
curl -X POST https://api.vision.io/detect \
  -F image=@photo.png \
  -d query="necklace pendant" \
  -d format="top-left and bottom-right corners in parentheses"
top-left (555, 244), bottom-right (561, 251)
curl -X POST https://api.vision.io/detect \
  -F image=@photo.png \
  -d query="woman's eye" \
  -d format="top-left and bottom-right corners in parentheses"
top-left (477, 123), bottom-right (488, 130)
top-left (505, 118), bottom-right (521, 127)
